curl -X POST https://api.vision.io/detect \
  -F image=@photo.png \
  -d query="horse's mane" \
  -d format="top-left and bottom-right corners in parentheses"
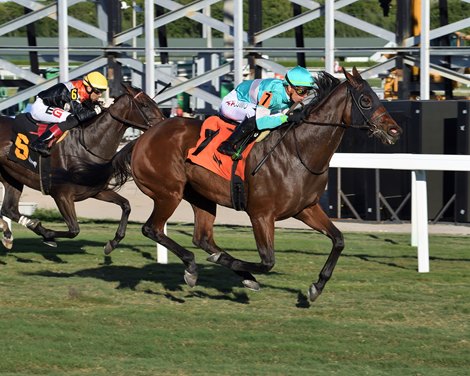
top-left (303, 71), bottom-right (341, 114)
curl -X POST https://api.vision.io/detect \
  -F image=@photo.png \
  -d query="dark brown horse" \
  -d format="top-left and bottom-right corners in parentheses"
top-left (114, 68), bottom-right (402, 302)
top-left (0, 83), bottom-right (164, 252)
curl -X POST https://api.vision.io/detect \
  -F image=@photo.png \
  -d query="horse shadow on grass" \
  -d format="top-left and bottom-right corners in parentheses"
top-left (9, 237), bottom-right (310, 305)
top-left (22, 261), bottom-right (254, 304)
top-left (0, 237), bottom-right (94, 264)
top-left (8, 237), bottom-right (251, 303)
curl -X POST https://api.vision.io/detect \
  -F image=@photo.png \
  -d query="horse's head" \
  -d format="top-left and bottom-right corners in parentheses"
top-left (343, 67), bottom-right (402, 145)
top-left (106, 83), bottom-right (166, 131)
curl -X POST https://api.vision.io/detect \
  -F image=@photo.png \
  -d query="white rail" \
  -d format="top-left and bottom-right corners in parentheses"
top-left (330, 153), bottom-right (470, 273)
top-left (3, 154), bottom-right (467, 273)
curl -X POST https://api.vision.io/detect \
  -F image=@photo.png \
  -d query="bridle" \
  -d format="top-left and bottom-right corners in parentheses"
top-left (254, 76), bottom-right (393, 176)
top-left (107, 92), bottom-right (154, 130)
top-left (291, 81), bottom-right (387, 175)
top-left (299, 81), bottom-right (385, 131)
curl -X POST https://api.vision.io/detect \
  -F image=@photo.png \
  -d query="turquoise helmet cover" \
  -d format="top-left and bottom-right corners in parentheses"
top-left (284, 66), bottom-right (314, 87)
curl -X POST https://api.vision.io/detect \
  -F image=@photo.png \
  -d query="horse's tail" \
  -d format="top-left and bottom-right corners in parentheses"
top-left (109, 139), bottom-right (136, 189)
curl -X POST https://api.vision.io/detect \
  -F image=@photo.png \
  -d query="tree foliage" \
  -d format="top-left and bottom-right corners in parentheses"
top-left (0, 0), bottom-right (468, 39)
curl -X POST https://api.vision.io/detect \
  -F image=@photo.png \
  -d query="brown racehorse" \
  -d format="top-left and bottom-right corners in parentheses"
top-left (0, 83), bottom-right (164, 252)
top-left (113, 68), bottom-right (402, 302)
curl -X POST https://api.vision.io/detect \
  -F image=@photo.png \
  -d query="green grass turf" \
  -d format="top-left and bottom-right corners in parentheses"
top-left (0, 221), bottom-right (468, 375)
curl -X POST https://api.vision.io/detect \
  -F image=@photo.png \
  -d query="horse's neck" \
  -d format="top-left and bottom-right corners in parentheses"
top-left (80, 112), bottom-right (126, 158)
top-left (294, 84), bottom-right (350, 169)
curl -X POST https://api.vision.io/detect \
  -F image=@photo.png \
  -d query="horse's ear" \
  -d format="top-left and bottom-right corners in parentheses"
top-left (342, 67), bottom-right (353, 82)
top-left (352, 66), bottom-right (361, 78)
top-left (121, 82), bottom-right (131, 94)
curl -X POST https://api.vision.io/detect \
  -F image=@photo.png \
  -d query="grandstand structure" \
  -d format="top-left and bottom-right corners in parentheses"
top-left (0, 0), bottom-right (469, 114)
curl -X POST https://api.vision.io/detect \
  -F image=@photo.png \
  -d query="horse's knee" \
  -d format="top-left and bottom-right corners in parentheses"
top-left (142, 224), bottom-right (152, 239)
top-left (335, 235), bottom-right (345, 251)
top-left (142, 223), bottom-right (164, 242)
top-left (122, 201), bottom-right (131, 215)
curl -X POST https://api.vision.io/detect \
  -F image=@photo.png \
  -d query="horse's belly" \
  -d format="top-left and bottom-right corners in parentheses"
top-left (185, 163), bottom-right (232, 207)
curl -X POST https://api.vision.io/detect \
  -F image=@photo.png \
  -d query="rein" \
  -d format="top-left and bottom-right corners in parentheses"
top-left (253, 81), bottom-right (383, 176)
top-left (77, 92), bottom-right (151, 161)
top-left (293, 126), bottom-right (329, 175)
top-left (78, 127), bottom-right (112, 161)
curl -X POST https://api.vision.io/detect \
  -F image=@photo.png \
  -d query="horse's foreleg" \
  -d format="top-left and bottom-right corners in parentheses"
top-left (92, 190), bottom-right (130, 255)
top-left (191, 204), bottom-right (259, 290)
top-left (142, 198), bottom-right (198, 287)
top-left (295, 204), bottom-right (344, 302)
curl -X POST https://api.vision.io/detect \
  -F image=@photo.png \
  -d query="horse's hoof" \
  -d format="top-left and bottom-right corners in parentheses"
top-left (242, 279), bottom-right (260, 291)
top-left (308, 284), bottom-right (322, 302)
top-left (184, 270), bottom-right (198, 288)
top-left (2, 237), bottom-right (13, 250)
top-left (207, 252), bottom-right (221, 263)
top-left (43, 240), bottom-right (57, 248)
top-left (103, 242), bottom-right (114, 255)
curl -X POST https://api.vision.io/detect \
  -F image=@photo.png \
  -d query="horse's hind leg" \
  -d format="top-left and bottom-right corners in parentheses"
top-left (0, 217), bottom-right (13, 249)
top-left (0, 181), bottom-right (32, 249)
top-left (27, 196), bottom-right (81, 247)
top-left (294, 204), bottom-right (344, 302)
top-left (191, 203), bottom-right (260, 291)
top-left (92, 190), bottom-right (131, 255)
top-left (142, 199), bottom-right (198, 287)
top-left (207, 214), bottom-right (277, 276)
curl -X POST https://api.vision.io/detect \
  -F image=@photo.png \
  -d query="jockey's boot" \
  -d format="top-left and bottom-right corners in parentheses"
top-left (30, 124), bottom-right (63, 157)
top-left (217, 117), bottom-right (256, 159)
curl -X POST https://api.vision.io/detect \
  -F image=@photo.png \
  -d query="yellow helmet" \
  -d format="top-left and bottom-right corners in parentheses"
top-left (83, 71), bottom-right (108, 90)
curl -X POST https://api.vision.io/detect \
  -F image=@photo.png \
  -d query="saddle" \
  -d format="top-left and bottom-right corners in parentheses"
top-left (187, 116), bottom-right (269, 210)
top-left (8, 113), bottom-right (67, 194)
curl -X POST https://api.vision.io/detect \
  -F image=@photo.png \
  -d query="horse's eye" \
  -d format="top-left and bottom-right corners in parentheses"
top-left (359, 95), bottom-right (372, 109)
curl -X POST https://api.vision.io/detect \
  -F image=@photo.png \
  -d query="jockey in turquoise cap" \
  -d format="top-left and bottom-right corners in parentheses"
top-left (217, 65), bottom-right (316, 158)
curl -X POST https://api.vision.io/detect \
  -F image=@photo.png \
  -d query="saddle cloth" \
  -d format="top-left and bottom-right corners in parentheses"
top-left (8, 113), bottom-right (67, 173)
top-left (186, 115), bottom-right (256, 181)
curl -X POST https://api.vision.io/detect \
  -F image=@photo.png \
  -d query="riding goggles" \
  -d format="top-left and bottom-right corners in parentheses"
top-left (84, 79), bottom-right (106, 95)
top-left (292, 86), bottom-right (311, 96)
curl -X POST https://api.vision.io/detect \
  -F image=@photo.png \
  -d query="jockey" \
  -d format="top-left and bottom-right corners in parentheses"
top-left (217, 65), bottom-right (316, 157)
top-left (29, 71), bottom-right (108, 156)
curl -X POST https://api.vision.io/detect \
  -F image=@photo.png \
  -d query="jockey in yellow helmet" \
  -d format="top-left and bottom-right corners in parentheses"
top-left (29, 71), bottom-right (108, 156)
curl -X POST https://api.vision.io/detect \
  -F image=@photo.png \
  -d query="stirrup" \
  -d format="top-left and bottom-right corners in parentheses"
top-left (217, 141), bottom-right (236, 156)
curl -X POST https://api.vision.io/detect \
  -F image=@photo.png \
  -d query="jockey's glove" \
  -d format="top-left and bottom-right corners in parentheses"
top-left (94, 105), bottom-right (102, 115)
top-left (287, 109), bottom-right (303, 124)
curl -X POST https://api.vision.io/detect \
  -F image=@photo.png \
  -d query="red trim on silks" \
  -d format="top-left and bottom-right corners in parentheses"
top-left (49, 124), bottom-right (64, 137)
top-left (36, 123), bottom-right (48, 136)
